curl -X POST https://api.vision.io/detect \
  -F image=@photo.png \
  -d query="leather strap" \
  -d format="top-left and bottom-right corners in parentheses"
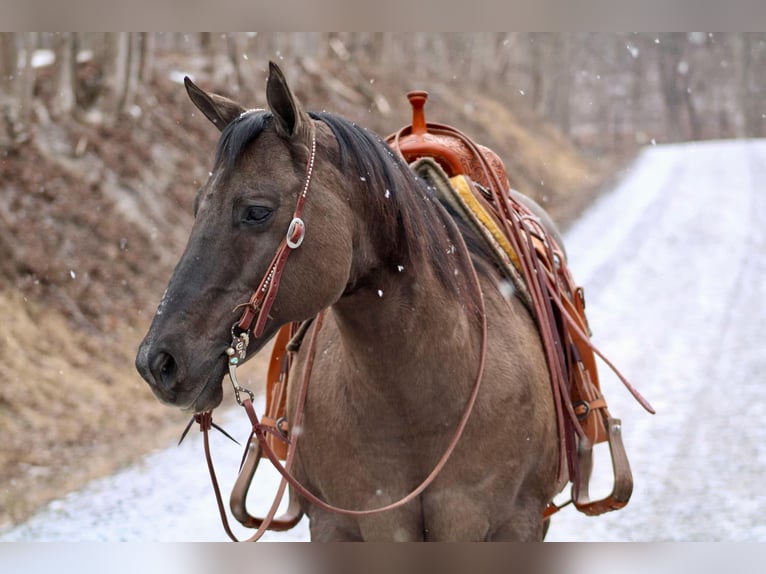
top-left (235, 125), bottom-right (316, 338)
top-left (261, 323), bottom-right (295, 460)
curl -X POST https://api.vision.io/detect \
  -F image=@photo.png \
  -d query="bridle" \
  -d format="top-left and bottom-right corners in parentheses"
top-left (196, 117), bottom-right (490, 542)
top-left (231, 122), bottom-right (317, 340)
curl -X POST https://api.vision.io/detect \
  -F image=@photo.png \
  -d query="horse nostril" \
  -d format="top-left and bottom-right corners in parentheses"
top-left (151, 350), bottom-right (178, 390)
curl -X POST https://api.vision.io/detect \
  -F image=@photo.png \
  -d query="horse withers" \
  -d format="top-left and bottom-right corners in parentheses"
top-left (135, 62), bottom-right (562, 541)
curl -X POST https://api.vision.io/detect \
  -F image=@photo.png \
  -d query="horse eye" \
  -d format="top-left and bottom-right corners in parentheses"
top-left (242, 205), bottom-right (273, 226)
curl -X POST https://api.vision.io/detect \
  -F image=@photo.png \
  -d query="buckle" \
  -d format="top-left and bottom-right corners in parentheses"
top-left (286, 217), bottom-right (305, 248)
top-left (573, 400), bottom-right (590, 420)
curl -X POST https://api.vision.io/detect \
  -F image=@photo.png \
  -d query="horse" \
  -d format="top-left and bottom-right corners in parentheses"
top-left (135, 62), bottom-right (563, 541)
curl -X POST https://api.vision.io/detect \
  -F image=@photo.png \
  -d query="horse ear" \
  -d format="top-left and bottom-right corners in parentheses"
top-left (266, 61), bottom-right (305, 138)
top-left (184, 76), bottom-right (245, 132)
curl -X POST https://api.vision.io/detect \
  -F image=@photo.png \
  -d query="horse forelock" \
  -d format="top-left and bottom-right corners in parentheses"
top-left (214, 110), bottom-right (274, 173)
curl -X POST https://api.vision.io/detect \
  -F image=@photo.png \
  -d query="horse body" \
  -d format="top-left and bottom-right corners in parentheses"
top-left (135, 63), bottom-right (561, 541)
top-left (291, 271), bottom-right (558, 541)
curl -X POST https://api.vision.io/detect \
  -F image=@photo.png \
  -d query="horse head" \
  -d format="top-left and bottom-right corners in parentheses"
top-left (135, 63), bottom-right (356, 412)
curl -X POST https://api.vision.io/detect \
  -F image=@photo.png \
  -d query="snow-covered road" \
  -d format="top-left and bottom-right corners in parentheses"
top-left (547, 139), bottom-right (766, 541)
top-left (3, 139), bottom-right (765, 542)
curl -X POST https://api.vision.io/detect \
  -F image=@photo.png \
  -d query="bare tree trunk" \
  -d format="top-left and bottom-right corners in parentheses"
top-left (226, 32), bottom-right (247, 96)
top-left (529, 33), bottom-right (545, 115)
top-left (52, 32), bottom-right (76, 118)
top-left (748, 33), bottom-right (766, 138)
top-left (99, 32), bottom-right (130, 119)
top-left (733, 33), bottom-right (766, 138)
top-left (94, 31), bottom-right (141, 118)
top-left (495, 33), bottom-right (520, 83)
top-left (119, 32), bottom-right (141, 114)
top-left (0, 32), bottom-right (36, 139)
top-left (549, 34), bottom-right (572, 135)
top-left (199, 32), bottom-right (212, 53)
top-left (200, 32), bottom-right (215, 78)
top-left (205, 33), bottom-right (232, 88)
top-left (656, 33), bottom-right (687, 141)
top-left (0, 32), bottom-right (18, 144)
top-left (360, 32), bottom-right (382, 67)
top-left (682, 82), bottom-right (701, 140)
top-left (628, 34), bottom-right (646, 139)
top-left (0, 33), bottom-right (16, 96)
top-left (17, 33), bottom-right (35, 125)
top-left (379, 33), bottom-right (404, 71)
top-left (138, 32), bottom-right (155, 85)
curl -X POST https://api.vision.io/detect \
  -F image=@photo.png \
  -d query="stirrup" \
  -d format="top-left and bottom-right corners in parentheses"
top-left (572, 416), bottom-right (633, 515)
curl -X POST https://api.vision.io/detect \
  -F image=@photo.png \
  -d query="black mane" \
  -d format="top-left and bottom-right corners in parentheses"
top-left (311, 111), bottom-right (491, 314)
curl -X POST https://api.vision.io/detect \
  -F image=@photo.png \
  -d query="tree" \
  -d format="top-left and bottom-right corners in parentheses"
top-left (0, 33), bottom-right (16, 97)
top-left (51, 33), bottom-right (76, 118)
top-left (0, 32), bottom-right (35, 136)
top-left (655, 33), bottom-right (701, 141)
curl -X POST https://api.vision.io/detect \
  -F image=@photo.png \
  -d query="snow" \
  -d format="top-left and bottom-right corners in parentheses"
top-left (168, 70), bottom-right (192, 85)
top-left (29, 49), bottom-right (54, 69)
top-left (3, 139), bottom-right (765, 542)
top-left (546, 139), bottom-right (766, 541)
top-left (1, 395), bottom-right (310, 542)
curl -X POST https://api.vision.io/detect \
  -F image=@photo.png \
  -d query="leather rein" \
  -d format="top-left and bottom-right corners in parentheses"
top-left (195, 119), bottom-right (490, 542)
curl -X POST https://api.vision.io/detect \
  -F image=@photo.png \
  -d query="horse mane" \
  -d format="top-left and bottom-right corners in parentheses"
top-left (213, 109), bottom-right (490, 315)
top-left (313, 112), bottom-right (493, 311)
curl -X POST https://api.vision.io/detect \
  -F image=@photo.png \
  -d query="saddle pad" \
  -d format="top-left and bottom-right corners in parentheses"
top-left (412, 157), bottom-right (532, 311)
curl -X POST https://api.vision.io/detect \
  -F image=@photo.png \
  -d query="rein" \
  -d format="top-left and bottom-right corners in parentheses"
top-left (195, 118), bottom-right (490, 541)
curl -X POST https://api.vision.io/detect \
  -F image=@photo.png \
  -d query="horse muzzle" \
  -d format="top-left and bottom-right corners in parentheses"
top-left (135, 336), bottom-right (225, 412)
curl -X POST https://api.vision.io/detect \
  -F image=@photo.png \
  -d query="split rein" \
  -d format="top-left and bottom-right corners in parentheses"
top-left (186, 121), bottom-right (490, 542)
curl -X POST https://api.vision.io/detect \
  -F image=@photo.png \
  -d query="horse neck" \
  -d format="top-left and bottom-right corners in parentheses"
top-left (332, 268), bottom-right (479, 395)
top-left (331, 196), bottom-right (481, 396)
